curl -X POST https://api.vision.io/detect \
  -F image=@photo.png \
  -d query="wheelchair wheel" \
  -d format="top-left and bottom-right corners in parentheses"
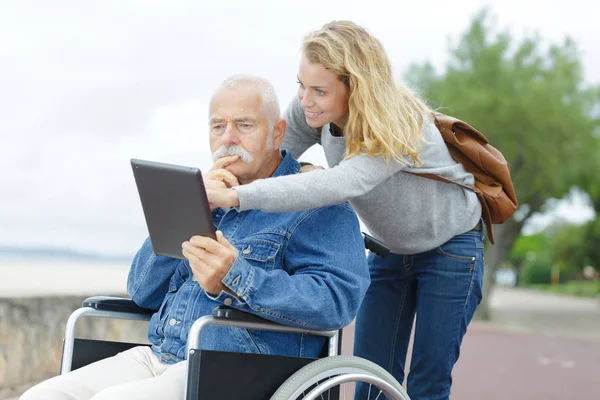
top-left (270, 355), bottom-right (410, 400)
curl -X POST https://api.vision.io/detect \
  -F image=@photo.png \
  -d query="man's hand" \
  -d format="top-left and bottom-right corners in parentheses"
top-left (182, 231), bottom-right (239, 296)
top-left (204, 155), bottom-right (240, 188)
top-left (204, 156), bottom-right (241, 209)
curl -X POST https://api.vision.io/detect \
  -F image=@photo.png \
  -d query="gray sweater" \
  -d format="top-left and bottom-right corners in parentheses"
top-left (235, 97), bottom-right (481, 254)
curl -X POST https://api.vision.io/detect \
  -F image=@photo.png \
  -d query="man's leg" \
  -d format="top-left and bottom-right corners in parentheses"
top-left (354, 252), bottom-right (416, 399)
top-left (20, 346), bottom-right (163, 400)
top-left (407, 230), bottom-right (484, 400)
top-left (90, 358), bottom-right (187, 400)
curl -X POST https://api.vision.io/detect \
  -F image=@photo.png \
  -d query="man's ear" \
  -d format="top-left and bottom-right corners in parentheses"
top-left (273, 119), bottom-right (287, 147)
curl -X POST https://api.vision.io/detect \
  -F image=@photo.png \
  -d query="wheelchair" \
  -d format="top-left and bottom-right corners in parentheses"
top-left (59, 234), bottom-right (410, 400)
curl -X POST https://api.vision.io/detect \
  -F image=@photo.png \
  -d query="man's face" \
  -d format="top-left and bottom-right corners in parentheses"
top-left (209, 86), bottom-right (282, 182)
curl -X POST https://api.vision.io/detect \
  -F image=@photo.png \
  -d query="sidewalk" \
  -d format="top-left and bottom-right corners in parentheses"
top-left (488, 286), bottom-right (600, 339)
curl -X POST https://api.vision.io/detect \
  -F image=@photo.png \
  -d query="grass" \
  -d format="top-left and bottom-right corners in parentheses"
top-left (522, 280), bottom-right (600, 298)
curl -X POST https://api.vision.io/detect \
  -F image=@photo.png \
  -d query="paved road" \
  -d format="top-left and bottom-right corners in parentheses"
top-left (452, 288), bottom-right (600, 399)
top-left (452, 322), bottom-right (600, 400)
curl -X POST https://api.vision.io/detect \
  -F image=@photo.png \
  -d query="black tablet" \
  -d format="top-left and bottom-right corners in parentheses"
top-left (131, 158), bottom-right (216, 259)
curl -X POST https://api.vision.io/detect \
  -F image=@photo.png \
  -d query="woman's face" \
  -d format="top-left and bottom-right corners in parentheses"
top-left (297, 53), bottom-right (350, 129)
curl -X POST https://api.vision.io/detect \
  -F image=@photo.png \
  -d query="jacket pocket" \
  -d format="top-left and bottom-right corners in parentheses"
top-left (234, 238), bottom-right (280, 271)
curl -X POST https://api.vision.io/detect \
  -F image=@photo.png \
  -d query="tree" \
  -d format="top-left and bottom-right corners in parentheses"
top-left (405, 10), bottom-right (600, 319)
top-left (550, 217), bottom-right (600, 275)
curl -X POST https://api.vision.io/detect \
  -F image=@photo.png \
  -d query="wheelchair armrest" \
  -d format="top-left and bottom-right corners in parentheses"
top-left (362, 232), bottom-right (390, 258)
top-left (82, 296), bottom-right (155, 316)
top-left (212, 305), bottom-right (283, 326)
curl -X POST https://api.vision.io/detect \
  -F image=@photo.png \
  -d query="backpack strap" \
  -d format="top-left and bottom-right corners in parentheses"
top-left (407, 171), bottom-right (477, 193)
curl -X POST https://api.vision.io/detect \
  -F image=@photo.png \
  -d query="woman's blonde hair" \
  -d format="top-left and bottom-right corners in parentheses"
top-left (303, 21), bottom-right (429, 164)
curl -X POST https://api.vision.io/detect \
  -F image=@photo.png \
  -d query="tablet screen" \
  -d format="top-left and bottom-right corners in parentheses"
top-left (131, 158), bottom-right (216, 259)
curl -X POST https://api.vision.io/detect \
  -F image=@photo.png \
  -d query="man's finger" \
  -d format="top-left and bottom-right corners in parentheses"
top-left (211, 155), bottom-right (239, 170)
top-left (216, 231), bottom-right (237, 251)
top-left (183, 240), bottom-right (207, 258)
top-left (182, 248), bottom-right (203, 267)
top-left (205, 180), bottom-right (227, 190)
top-left (189, 235), bottom-right (223, 253)
top-left (183, 249), bottom-right (210, 277)
top-left (183, 242), bottom-right (220, 267)
top-left (206, 169), bottom-right (239, 187)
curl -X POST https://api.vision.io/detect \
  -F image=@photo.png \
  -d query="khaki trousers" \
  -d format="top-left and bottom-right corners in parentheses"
top-left (20, 346), bottom-right (187, 400)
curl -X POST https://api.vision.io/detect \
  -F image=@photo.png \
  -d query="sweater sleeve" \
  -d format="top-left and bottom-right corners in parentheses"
top-left (235, 152), bottom-right (408, 212)
top-left (280, 96), bottom-right (321, 159)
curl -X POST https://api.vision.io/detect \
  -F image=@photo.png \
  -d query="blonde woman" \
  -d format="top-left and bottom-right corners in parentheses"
top-left (208, 21), bottom-right (484, 400)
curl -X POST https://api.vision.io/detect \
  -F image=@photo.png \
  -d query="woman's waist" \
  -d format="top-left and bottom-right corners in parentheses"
top-left (351, 192), bottom-right (481, 254)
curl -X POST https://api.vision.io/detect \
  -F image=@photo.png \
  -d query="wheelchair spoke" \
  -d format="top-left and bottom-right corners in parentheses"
top-left (374, 389), bottom-right (383, 400)
top-left (368, 383), bottom-right (372, 399)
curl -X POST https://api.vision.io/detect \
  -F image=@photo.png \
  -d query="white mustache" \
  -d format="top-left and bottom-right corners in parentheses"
top-left (211, 145), bottom-right (254, 163)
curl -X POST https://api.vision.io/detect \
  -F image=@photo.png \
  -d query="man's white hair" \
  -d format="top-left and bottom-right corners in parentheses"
top-left (214, 74), bottom-right (281, 135)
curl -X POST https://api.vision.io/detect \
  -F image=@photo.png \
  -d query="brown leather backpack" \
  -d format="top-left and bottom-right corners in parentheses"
top-left (410, 112), bottom-right (518, 244)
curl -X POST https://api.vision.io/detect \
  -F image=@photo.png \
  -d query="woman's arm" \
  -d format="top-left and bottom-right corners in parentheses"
top-left (235, 153), bottom-right (406, 212)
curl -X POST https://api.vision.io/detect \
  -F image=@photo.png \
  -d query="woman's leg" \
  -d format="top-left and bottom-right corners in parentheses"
top-left (407, 228), bottom-right (484, 400)
top-left (354, 251), bottom-right (417, 399)
top-left (20, 346), bottom-right (164, 400)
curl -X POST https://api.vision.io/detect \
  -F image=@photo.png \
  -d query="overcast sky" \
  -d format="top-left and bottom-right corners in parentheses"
top-left (1, 0), bottom-right (597, 256)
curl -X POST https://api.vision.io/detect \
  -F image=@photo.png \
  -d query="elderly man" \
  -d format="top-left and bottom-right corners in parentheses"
top-left (21, 75), bottom-right (370, 400)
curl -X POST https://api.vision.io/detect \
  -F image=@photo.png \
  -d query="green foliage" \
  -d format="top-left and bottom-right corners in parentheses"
top-left (405, 9), bottom-right (600, 216)
top-left (509, 216), bottom-right (600, 286)
top-left (519, 261), bottom-right (555, 284)
top-left (550, 217), bottom-right (600, 272)
top-left (508, 233), bottom-right (551, 268)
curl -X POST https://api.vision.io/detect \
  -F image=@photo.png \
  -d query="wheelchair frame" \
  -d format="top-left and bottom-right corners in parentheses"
top-left (60, 296), bottom-right (340, 399)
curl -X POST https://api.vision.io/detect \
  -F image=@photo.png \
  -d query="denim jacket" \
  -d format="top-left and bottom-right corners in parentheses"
top-left (127, 150), bottom-right (370, 364)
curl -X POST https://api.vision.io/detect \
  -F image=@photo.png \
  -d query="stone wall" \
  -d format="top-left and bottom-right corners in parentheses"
top-left (0, 295), bottom-right (149, 390)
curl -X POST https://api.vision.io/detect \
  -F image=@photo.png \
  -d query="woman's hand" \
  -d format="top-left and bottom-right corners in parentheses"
top-left (300, 162), bottom-right (325, 173)
top-left (205, 183), bottom-right (240, 210)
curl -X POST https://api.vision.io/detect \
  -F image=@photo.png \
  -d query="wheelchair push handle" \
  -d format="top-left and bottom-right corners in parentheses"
top-left (362, 232), bottom-right (390, 258)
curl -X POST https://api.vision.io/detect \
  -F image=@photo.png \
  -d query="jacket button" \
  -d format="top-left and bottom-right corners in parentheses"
top-left (224, 298), bottom-right (233, 306)
top-left (169, 318), bottom-right (178, 326)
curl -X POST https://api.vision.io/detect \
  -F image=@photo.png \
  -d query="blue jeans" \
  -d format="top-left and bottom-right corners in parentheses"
top-left (354, 225), bottom-right (484, 400)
